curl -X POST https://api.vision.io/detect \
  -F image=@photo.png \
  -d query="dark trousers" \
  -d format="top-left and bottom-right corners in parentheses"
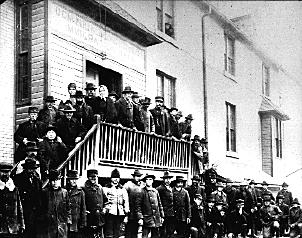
top-left (104, 214), bottom-right (123, 238)
top-left (191, 225), bottom-right (206, 238)
top-left (159, 216), bottom-right (175, 238)
top-left (142, 226), bottom-right (160, 238)
top-left (83, 226), bottom-right (104, 238)
top-left (280, 218), bottom-right (289, 236)
top-left (68, 231), bottom-right (83, 238)
top-left (125, 219), bottom-right (139, 238)
top-left (175, 220), bottom-right (188, 238)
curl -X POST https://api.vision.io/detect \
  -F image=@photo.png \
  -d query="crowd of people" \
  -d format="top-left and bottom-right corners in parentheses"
top-left (0, 161), bottom-right (301, 238)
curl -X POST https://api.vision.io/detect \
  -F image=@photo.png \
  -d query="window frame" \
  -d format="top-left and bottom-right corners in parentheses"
top-left (275, 117), bottom-right (282, 158)
top-left (262, 64), bottom-right (270, 97)
top-left (16, 0), bottom-right (32, 106)
top-left (226, 102), bottom-right (236, 152)
top-left (224, 34), bottom-right (235, 76)
top-left (156, 70), bottom-right (176, 108)
top-left (156, 0), bottom-right (175, 38)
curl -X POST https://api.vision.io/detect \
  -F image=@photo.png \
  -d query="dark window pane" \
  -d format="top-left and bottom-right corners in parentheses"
top-left (19, 54), bottom-right (29, 76)
top-left (157, 8), bottom-right (163, 31)
top-left (22, 76), bottom-right (30, 99)
top-left (20, 29), bottom-right (29, 52)
top-left (231, 129), bottom-right (236, 152)
top-left (20, 5), bottom-right (29, 29)
top-left (226, 127), bottom-right (229, 151)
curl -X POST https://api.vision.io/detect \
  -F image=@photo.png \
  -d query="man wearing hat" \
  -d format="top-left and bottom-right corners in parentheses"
top-left (38, 170), bottom-right (71, 238)
top-left (260, 181), bottom-right (275, 202)
top-left (115, 86), bottom-right (137, 129)
top-left (212, 201), bottom-right (227, 238)
top-left (58, 83), bottom-right (77, 111)
top-left (150, 96), bottom-right (171, 136)
top-left (179, 114), bottom-right (194, 141)
top-left (132, 92), bottom-right (144, 132)
top-left (73, 90), bottom-right (94, 130)
top-left (226, 199), bottom-right (248, 238)
top-left (0, 162), bottom-right (25, 237)
top-left (259, 196), bottom-right (282, 238)
top-left (66, 170), bottom-right (86, 238)
top-left (169, 107), bottom-right (181, 139)
top-left (38, 95), bottom-right (61, 125)
top-left (190, 194), bottom-right (206, 238)
top-left (289, 198), bottom-right (302, 238)
top-left (205, 195), bottom-right (216, 238)
top-left (123, 169), bottom-right (143, 238)
top-left (276, 194), bottom-right (290, 236)
top-left (84, 83), bottom-right (99, 114)
top-left (14, 106), bottom-right (47, 163)
top-left (156, 171), bottom-right (174, 238)
top-left (137, 173), bottom-right (164, 238)
top-left (55, 104), bottom-right (87, 152)
top-left (82, 169), bottom-right (106, 238)
top-left (186, 175), bottom-right (206, 205)
top-left (277, 182), bottom-right (293, 206)
top-left (191, 135), bottom-right (208, 175)
top-left (140, 97), bottom-right (155, 133)
top-left (108, 90), bottom-right (118, 103)
top-left (173, 176), bottom-right (191, 238)
top-left (13, 158), bottom-right (42, 238)
top-left (97, 85), bottom-right (118, 124)
top-left (247, 180), bottom-right (259, 238)
top-left (211, 182), bottom-right (228, 207)
top-left (38, 125), bottom-right (67, 181)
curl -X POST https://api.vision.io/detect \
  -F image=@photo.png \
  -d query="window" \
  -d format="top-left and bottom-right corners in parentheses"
top-left (156, 0), bottom-right (174, 38)
top-left (275, 118), bottom-right (282, 158)
top-left (226, 102), bottom-right (236, 152)
top-left (224, 34), bottom-right (235, 76)
top-left (262, 64), bottom-right (270, 96)
top-left (16, 0), bottom-right (31, 105)
top-left (156, 70), bottom-right (176, 108)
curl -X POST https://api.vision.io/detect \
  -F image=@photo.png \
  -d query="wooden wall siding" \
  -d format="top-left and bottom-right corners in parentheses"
top-left (261, 114), bottom-right (273, 176)
top-left (16, 0), bottom-right (46, 125)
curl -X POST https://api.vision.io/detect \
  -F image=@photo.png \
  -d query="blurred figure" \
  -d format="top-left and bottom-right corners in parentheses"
top-left (211, 201), bottom-right (226, 238)
top-left (212, 182), bottom-right (228, 209)
top-left (37, 96), bottom-right (61, 126)
top-left (179, 114), bottom-right (193, 141)
top-left (74, 90), bottom-right (94, 130)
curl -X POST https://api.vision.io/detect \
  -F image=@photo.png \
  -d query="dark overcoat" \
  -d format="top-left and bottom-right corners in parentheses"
top-left (190, 202), bottom-right (206, 229)
top-left (68, 187), bottom-right (87, 232)
top-left (115, 97), bottom-right (135, 128)
top-left (74, 103), bottom-right (94, 130)
top-left (82, 180), bottom-right (106, 227)
top-left (225, 209), bottom-right (248, 234)
top-left (234, 188), bottom-right (254, 213)
top-left (156, 184), bottom-right (174, 217)
top-left (185, 184), bottom-right (206, 205)
top-left (0, 179), bottom-right (25, 235)
top-left (277, 189), bottom-right (293, 206)
top-left (37, 107), bottom-right (61, 126)
top-left (289, 206), bottom-right (302, 225)
top-left (136, 186), bottom-right (164, 228)
top-left (84, 96), bottom-right (99, 115)
top-left (169, 116), bottom-right (181, 139)
top-left (150, 107), bottom-right (170, 136)
top-left (98, 97), bottom-right (118, 124)
top-left (173, 187), bottom-right (191, 221)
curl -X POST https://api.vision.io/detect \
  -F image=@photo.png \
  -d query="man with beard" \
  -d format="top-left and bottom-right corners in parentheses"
top-left (14, 106), bottom-right (47, 163)
top-left (156, 171), bottom-right (174, 238)
top-left (0, 162), bottom-right (25, 237)
top-left (84, 83), bottom-right (99, 115)
top-left (73, 90), bottom-right (94, 130)
top-left (277, 182), bottom-right (293, 206)
top-left (173, 176), bottom-right (191, 238)
top-left (38, 96), bottom-right (61, 126)
top-left (123, 169), bottom-right (143, 238)
top-left (150, 96), bottom-right (170, 136)
top-left (13, 158), bottom-right (42, 238)
top-left (82, 169), bottom-right (106, 238)
top-left (185, 175), bottom-right (206, 205)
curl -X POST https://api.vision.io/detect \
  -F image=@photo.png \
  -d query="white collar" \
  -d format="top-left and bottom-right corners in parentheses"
top-left (0, 178), bottom-right (15, 191)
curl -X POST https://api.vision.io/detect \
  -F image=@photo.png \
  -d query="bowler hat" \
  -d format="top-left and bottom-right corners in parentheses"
top-left (44, 96), bottom-right (56, 102)
top-left (155, 96), bottom-right (164, 102)
top-left (192, 175), bottom-right (201, 181)
top-left (45, 125), bottom-right (57, 134)
top-left (132, 92), bottom-right (139, 98)
top-left (85, 83), bottom-right (97, 90)
top-left (161, 171), bottom-right (173, 179)
top-left (28, 107), bottom-right (39, 114)
top-left (48, 170), bottom-right (62, 181)
top-left (282, 182), bottom-right (289, 187)
top-left (111, 168), bottom-right (120, 178)
top-left (66, 170), bottom-right (79, 179)
top-left (142, 97), bottom-right (151, 105)
top-left (176, 111), bottom-right (183, 117)
top-left (292, 198), bottom-right (300, 205)
top-left (216, 182), bottom-right (224, 187)
top-left (143, 173), bottom-right (155, 181)
top-left (108, 91), bottom-right (118, 98)
top-left (185, 114), bottom-right (194, 120)
top-left (68, 83), bottom-right (76, 89)
top-left (175, 175), bottom-right (185, 183)
top-left (22, 158), bottom-right (39, 169)
top-left (191, 135), bottom-right (201, 142)
top-left (0, 162), bottom-right (13, 172)
top-left (75, 90), bottom-right (85, 98)
top-left (87, 169), bottom-right (98, 177)
top-left (122, 86), bottom-right (133, 94)
top-left (263, 196), bottom-right (271, 202)
top-left (62, 104), bottom-right (76, 113)
top-left (131, 169), bottom-right (143, 177)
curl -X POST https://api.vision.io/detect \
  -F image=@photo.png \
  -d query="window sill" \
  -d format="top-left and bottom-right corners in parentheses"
top-left (226, 151), bottom-right (239, 159)
top-left (224, 70), bottom-right (237, 83)
top-left (155, 29), bottom-right (178, 48)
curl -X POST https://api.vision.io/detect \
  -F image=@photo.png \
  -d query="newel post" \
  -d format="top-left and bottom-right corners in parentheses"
top-left (94, 115), bottom-right (101, 167)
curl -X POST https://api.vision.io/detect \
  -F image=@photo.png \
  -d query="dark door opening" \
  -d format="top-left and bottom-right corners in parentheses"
top-left (86, 61), bottom-right (122, 97)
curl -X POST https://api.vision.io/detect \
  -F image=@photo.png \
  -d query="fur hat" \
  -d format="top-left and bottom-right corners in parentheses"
top-left (111, 168), bottom-right (120, 178)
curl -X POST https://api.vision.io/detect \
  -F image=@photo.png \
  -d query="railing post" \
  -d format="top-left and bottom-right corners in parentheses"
top-left (94, 115), bottom-right (101, 167)
top-left (187, 142), bottom-right (192, 183)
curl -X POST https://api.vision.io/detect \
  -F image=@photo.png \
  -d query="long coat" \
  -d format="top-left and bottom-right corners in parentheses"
top-left (124, 180), bottom-right (143, 220)
top-left (136, 186), bottom-right (164, 228)
top-left (38, 186), bottom-right (71, 238)
top-left (156, 184), bottom-right (174, 217)
top-left (55, 117), bottom-right (86, 148)
top-left (140, 108), bottom-right (155, 133)
top-left (277, 189), bottom-right (293, 206)
top-left (150, 107), bottom-right (170, 136)
top-left (68, 187), bottom-right (87, 232)
top-left (82, 180), bottom-right (106, 227)
top-left (0, 178), bottom-right (25, 235)
top-left (169, 115), bottom-right (181, 139)
top-left (97, 97), bottom-right (118, 124)
top-left (74, 103), bottom-right (94, 130)
top-left (190, 202), bottom-right (206, 230)
top-left (173, 187), bottom-right (191, 221)
top-left (115, 97), bottom-right (135, 128)
top-left (225, 209), bottom-right (248, 234)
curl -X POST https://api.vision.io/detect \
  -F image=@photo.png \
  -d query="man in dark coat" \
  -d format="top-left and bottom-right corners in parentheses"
top-left (82, 169), bottom-right (106, 238)
top-left (277, 182), bottom-right (293, 206)
top-left (123, 169), bottom-right (143, 238)
top-left (150, 96), bottom-right (170, 136)
top-left (203, 164), bottom-right (218, 196)
top-left (132, 92), bottom-right (144, 131)
top-left (13, 158), bottom-right (42, 238)
top-left (37, 96), bottom-right (61, 126)
top-left (191, 135), bottom-right (208, 175)
top-left (247, 180), bottom-right (259, 238)
top-left (179, 114), bottom-right (193, 141)
top-left (156, 171), bottom-right (174, 238)
top-left (140, 97), bottom-right (155, 133)
top-left (190, 194), bottom-right (206, 238)
top-left (98, 85), bottom-right (118, 124)
top-left (289, 198), bottom-right (302, 238)
top-left (84, 83), bottom-right (99, 115)
top-left (0, 162), bottom-right (25, 237)
top-left (66, 170), bottom-right (86, 238)
top-left (173, 176), bottom-right (191, 238)
top-left (58, 82), bottom-right (77, 110)
top-left (185, 175), bottom-right (206, 205)
top-left (204, 196), bottom-right (216, 238)
top-left (260, 181), bottom-right (275, 201)
top-left (115, 86), bottom-right (136, 129)
top-left (169, 107), bottom-right (181, 139)
top-left (73, 90), bottom-right (94, 130)
top-left (14, 106), bottom-right (47, 163)
top-left (276, 194), bottom-right (289, 236)
top-left (136, 174), bottom-right (164, 238)
top-left (55, 105), bottom-right (87, 152)
top-left (211, 201), bottom-right (226, 238)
